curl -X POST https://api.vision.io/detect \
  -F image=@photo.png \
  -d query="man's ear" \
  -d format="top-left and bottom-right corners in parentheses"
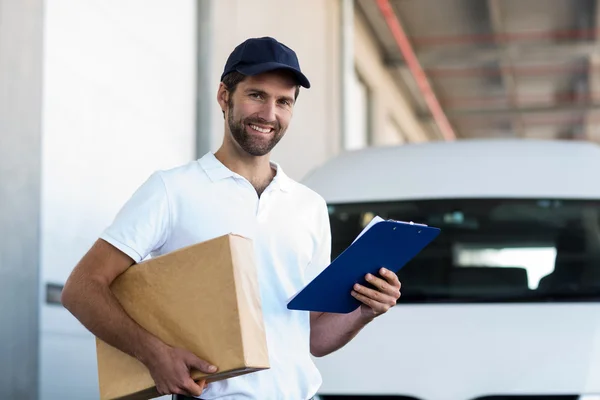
top-left (217, 83), bottom-right (229, 114)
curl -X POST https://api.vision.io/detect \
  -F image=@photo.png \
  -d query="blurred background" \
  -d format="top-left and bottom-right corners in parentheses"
top-left (2, 0), bottom-right (600, 399)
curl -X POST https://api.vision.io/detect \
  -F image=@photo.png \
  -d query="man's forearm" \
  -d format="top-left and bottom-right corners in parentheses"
top-left (62, 278), bottom-right (163, 365)
top-left (310, 308), bottom-right (373, 357)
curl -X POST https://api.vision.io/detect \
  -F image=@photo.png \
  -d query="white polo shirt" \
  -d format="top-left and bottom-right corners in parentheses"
top-left (100, 152), bottom-right (332, 400)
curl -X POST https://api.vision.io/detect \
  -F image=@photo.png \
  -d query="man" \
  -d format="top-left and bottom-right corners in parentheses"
top-left (61, 36), bottom-right (401, 400)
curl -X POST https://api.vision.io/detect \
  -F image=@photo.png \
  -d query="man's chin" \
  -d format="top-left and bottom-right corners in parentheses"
top-left (231, 130), bottom-right (279, 157)
top-left (233, 139), bottom-right (269, 157)
top-left (242, 147), bottom-right (271, 157)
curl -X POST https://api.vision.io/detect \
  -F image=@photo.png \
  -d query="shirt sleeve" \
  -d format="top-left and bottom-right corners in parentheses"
top-left (305, 198), bottom-right (332, 283)
top-left (100, 171), bottom-right (171, 263)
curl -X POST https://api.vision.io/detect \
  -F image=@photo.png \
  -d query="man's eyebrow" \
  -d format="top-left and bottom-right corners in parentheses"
top-left (245, 88), bottom-right (267, 96)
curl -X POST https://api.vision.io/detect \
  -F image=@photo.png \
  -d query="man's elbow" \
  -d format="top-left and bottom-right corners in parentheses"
top-left (60, 279), bottom-right (77, 311)
top-left (310, 348), bottom-right (326, 358)
top-left (60, 273), bottom-right (87, 312)
top-left (309, 342), bottom-right (329, 358)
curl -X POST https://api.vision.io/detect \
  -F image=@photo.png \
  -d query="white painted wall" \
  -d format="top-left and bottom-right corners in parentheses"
top-left (40, 1), bottom-right (197, 398)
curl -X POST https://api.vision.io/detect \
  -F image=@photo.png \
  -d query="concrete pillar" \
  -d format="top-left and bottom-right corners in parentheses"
top-left (0, 0), bottom-right (44, 398)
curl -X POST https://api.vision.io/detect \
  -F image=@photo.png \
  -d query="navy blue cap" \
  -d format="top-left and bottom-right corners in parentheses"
top-left (221, 37), bottom-right (310, 89)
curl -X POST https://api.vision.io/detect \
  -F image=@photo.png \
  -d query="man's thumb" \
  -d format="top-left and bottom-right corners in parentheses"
top-left (186, 352), bottom-right (218, 374)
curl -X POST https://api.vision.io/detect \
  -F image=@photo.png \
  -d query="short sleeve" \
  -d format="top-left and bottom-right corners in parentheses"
top-left (100, 171), bottom-right (171, 263)
top-left (305, 199), bottom-right (332, 282)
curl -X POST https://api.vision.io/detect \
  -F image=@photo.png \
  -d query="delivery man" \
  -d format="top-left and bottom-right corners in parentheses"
top-left (61, 36), bottom-right (401, 400)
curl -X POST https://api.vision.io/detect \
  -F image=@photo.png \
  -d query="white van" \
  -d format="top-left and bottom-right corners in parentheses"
top-left (303, 139), bottom-right (600, 400)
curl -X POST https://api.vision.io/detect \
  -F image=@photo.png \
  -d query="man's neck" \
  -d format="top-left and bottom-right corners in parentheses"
top-left (214, 145), bottom-right (276, 196)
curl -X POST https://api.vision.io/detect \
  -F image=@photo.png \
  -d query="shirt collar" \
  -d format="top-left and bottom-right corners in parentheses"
top-left (199, 152), bottom-right (292, 192)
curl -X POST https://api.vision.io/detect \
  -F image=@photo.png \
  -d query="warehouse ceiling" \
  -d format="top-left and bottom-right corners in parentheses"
top-left (357, 0), bottom-right (600, 142)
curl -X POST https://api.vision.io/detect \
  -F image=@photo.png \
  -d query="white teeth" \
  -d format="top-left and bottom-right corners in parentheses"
top-left (250, 124), bottom-right (271, 133)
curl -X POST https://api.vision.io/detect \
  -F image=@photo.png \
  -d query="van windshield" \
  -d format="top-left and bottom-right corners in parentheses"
top-left (328, 199), bottom-right (600, 303)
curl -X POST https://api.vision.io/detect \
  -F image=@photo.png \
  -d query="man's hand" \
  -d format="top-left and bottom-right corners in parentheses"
top-left (351, 267), bottom-right (402, 320)
top-left (309, 267), bottom-right (401, 356)
top-left (144, 344), bottom-right (217, 397)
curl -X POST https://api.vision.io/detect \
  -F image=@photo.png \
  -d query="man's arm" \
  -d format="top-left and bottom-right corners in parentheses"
top-left (309, 308), bottom-right (371, 357)
top-left (61, 239), bottom-right (215, 397)
top-left (309, 268), bottom-right (401, 357)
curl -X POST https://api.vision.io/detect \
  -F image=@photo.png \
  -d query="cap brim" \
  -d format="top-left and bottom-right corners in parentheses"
top-left (236, 62), bottom-right (311, 89)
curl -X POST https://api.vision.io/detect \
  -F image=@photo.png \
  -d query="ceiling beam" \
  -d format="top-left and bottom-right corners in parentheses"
top-left (487, 0), bottom-right (525, 138)
top-left (410, 42), bottom-right (600, 68)
top-left (437, 103), bottom-right (600, 118)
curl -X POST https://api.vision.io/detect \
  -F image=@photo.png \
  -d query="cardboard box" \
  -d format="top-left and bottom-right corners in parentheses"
top-left (96, 234), bottom-right (270, 400)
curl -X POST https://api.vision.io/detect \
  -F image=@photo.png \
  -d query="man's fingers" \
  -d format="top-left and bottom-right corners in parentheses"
top-left (354, 283), bottom-right (397, 305)
top-left (354, 283), bottom-right (383, 302)
top-left (185, 353), bottom-right (218, 374)
top-left (364, 271), bottom-right (401, 298)
top-left (198, 379), bottom-right (208, 391)
top-left (181, 378), bottom-right (204, 397)
top-left (352, 290), bottom-right (390, 313)
top-left (379, 268), bottom-right (401, 288)
top-left (352, 268), bottom-right (402, 316)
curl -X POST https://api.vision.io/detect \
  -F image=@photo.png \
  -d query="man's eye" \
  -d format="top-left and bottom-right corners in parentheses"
top-left (250, 93), bottom-right (262, 99)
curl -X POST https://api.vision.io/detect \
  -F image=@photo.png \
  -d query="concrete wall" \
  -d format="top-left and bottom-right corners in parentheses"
top-left (200, 0), bottom-right (343, 181)
top-left (40, 1), bottom-right (197, 398)
top-left (0, 0), bottom-right (43, 398)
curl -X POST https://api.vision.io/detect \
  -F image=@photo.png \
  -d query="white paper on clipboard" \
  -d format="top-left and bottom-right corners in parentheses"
top-left (352, 215), bottom-right (428, 245)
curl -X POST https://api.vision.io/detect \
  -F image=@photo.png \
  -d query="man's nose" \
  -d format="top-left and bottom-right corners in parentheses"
top-left (257, 101), bottom-right (277, 123)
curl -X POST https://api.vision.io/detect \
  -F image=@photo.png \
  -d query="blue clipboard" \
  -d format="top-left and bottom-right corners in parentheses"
top-left (287, 219), bottom-right (441, 313)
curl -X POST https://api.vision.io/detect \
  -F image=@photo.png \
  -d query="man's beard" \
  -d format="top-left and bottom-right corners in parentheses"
top-left (227, 99), bottom-right (285, 157)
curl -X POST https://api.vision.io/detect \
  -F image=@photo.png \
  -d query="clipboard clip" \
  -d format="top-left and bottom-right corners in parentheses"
top-left (387, 218), bottom-right (428, 227)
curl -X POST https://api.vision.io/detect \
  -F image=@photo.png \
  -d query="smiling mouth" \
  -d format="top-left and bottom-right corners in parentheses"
top-left (248, 123), bottom-right (274, 134)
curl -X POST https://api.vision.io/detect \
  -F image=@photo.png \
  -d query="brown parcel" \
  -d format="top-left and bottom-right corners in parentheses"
top-left (95, 234), bottom-right (270, 400)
